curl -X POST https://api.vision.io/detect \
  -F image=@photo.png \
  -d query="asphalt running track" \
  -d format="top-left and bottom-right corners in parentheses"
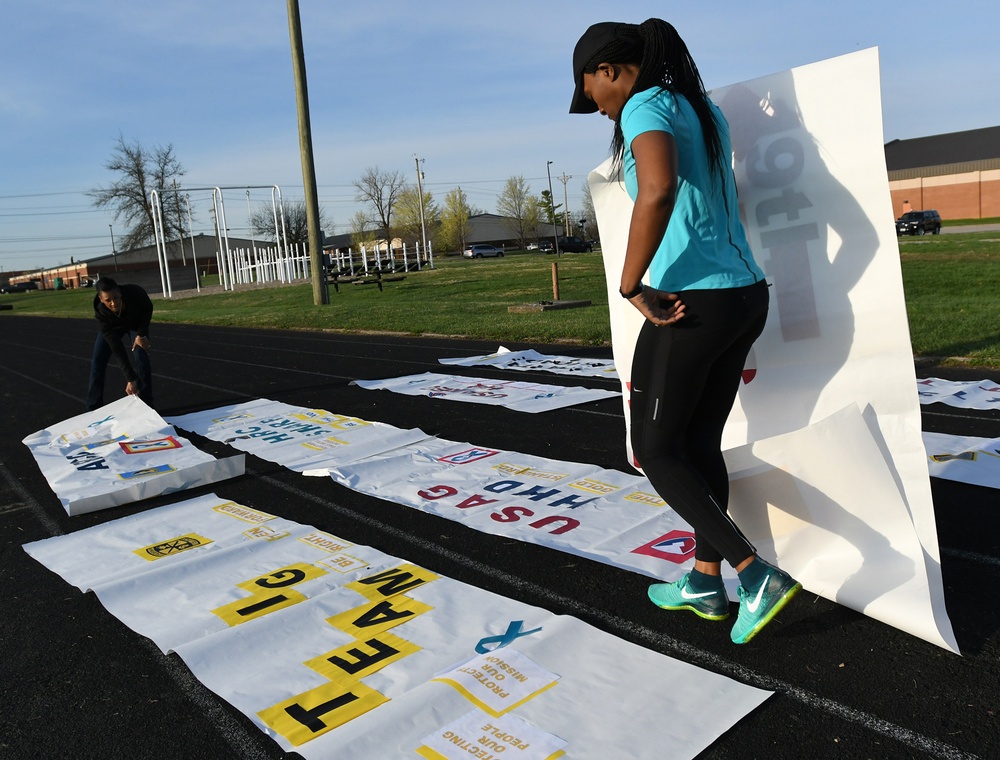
top-left (1, 315), bottom-right (997, 760)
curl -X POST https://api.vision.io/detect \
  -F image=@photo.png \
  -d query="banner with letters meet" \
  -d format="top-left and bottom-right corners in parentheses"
top-left (590, 49), bottom-right (957, 652)
top-left (24, 493), bottom-right (770, 759)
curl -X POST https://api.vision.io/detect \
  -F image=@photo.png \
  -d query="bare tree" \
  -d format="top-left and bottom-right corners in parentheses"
top-left (352, 167), bottom-right (406, 250)
top-left (88, 134), bottom-right (186, 252)
top-left (496, 175), bottom-right (535, 249)
top-left (249, 199), bottom-right (333, 247)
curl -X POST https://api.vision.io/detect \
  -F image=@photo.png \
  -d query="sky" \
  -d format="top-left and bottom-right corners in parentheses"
top-left (3, 0), bottom-right (999, 273)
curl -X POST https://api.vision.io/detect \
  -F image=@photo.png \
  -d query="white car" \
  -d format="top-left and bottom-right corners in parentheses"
top-left (463, 244), bottom-right (504, 259)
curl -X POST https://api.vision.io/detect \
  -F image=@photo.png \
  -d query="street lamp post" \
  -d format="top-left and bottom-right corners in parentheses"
top-left (546, 161), bottom-right (560, 255)
top-left (109, 224), bottom-right (119, 272)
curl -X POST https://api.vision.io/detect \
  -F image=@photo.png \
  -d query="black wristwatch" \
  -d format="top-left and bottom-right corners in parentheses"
top-left (619, 283), bottom-right (643, 299)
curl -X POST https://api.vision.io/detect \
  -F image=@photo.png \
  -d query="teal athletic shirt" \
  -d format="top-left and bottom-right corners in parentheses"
top-left (620, 87), bottom-right (764, 292)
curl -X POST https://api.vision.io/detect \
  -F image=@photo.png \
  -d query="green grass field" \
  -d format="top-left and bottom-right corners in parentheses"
top-left (5, 231), bottom-right (1000, 366)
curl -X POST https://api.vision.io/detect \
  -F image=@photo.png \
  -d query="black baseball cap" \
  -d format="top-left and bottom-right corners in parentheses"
top-left (569, 22), bottom-right (621, 114)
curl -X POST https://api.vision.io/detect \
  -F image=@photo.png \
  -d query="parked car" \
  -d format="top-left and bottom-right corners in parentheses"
top-left (556, 236), bottom-right (593, 253)
top-left (1, 282), bottom-right (37, 293)
top-left (463, 244), bottom-right (504, 259)
top-left (538, 240), bottom-right (554, 253)
top-left (526, 242), bottom-right (539, 251)
top-left (896, 210), bottom-right (941, 236)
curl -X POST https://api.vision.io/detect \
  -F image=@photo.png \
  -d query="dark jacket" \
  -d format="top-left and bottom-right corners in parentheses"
top-left (94, 284), bottom-right (153, 383)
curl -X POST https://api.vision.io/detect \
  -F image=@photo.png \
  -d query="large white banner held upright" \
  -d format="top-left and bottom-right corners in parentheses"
top-left (591, 49), bottom-right (957, 652)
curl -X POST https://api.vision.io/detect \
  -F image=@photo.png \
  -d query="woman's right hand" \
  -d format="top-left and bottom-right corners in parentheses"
top-left (627, 286), bottom-right (686, 326)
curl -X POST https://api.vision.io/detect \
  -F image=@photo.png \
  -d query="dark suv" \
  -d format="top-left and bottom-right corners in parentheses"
top-left (556, 236), bottom-right (593, 253)
top-left (896, 210), bottom-right (941, 236)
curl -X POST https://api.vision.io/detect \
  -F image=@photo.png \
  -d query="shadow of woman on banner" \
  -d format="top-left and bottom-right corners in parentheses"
top-left (714, 76), bottom-right (881, 446)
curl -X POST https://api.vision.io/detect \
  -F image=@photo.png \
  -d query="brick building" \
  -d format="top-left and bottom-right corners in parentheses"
top-left (885, 125), bottom-right (1000, 221)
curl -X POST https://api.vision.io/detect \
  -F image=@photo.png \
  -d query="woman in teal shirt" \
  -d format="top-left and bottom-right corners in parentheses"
top-left (570, 19), bottom-right (800, 644)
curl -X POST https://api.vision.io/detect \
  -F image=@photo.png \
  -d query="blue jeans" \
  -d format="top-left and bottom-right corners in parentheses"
top-left (86, 332), bottom-right (154, 411)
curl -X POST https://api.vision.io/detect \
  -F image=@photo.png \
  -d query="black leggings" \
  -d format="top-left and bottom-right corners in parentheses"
top-left (630, 280), bottom-right (769, 566)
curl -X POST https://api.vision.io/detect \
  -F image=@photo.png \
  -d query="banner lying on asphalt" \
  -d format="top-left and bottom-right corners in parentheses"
top-left (167, 399), bottom-right (432, 473)
top-left (22, 396), bottom-right (244, 516)
top-left (24, 493), bottom-right (770, 759)
top-left (917, 378), bottom-right (1000, 410)
top-left (352, 373), bottom-right (620, 413)
top-left (590, 49), bottom-right (957, 653)
top-left (440, 347), bottom-right (618, 380)
top-left (327, 403), bottom-right (955, 650)
top-left (923, 431), bottom-right (1000, 489)
top-left (173, 398), bottom-right (957, 650)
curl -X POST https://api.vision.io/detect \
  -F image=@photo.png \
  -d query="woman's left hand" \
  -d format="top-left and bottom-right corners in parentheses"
top-left (628, 286), bottom-right (686, 326)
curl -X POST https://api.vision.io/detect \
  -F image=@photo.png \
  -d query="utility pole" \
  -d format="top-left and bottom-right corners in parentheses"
top-left (286, 0), bottom-right (329, 305)
top-left (558, 173), bottom-right (572, 236)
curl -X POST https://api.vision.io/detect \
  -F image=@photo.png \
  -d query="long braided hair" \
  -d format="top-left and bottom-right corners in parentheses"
top-left (583, 19), bottom-right (723, 179)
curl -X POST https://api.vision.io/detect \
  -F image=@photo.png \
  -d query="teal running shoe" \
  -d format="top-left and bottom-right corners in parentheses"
top-left (730, 563), bottom-right (801, 644)
top-left (647, 574), bottom-right (731, 621)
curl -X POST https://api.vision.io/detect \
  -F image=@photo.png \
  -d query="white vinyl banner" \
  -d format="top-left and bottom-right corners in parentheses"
top-left (22, 396), bottom-right (244, 516)
top-left (440, 347), bottom-right (618, 380)
top-left (917, 377), bottom-right (1000, 410)
top-left (590, 49), bottom-right (956, 652)
top-left (173, 398), bottom-right (956, 650)
top-left (24, 495), bottom-right (771, 759)
top-left (167, 399), bottom-right (432, 473)
top-left (923, 431), bottom-right (1000, 489)
top-left (352, 373), bottom-right (620, 413)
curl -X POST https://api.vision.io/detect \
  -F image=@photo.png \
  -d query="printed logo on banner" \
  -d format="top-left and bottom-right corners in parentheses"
top-left (317, 553), bottom-right (367, 573)
top-left (567, 478), bottom-right (619, 495)
top-left (212, 502), bottom-right (277, 524)
top-left (300, 436), bottom-right (349, 452)
top-left (298, 531), bottom-right (355, 554)
top-left (243, 526), bottom-right (290, 542)
top-left (117, 464), bottom-right (176, 480)
top-left (476, 620), bottom-right (543, 654)
top-left (438, 448), bottom-right (499, 465)
top-left (119, 436), bottom-right (182, 454)
top-left (493, 462), bottom-right (566, 481)
top-left (632, 530), bottom-right (697, 563)
top-left (624, 490), bottom-right (666, 507)
top-left (133, 533), bottom-right (212, 561)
